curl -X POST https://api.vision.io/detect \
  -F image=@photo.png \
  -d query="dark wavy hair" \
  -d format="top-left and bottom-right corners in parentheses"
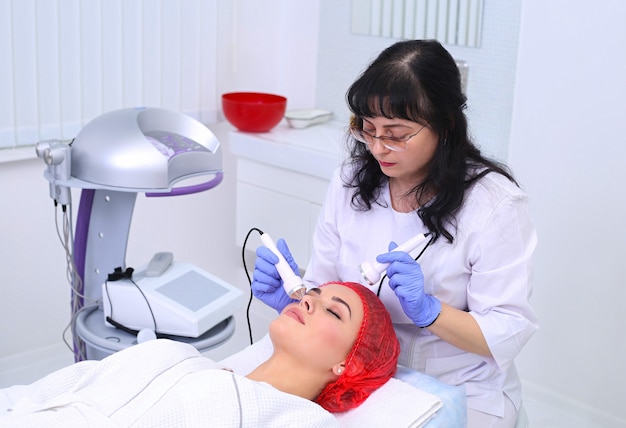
top-left (344, 39), bottom-right (516, 243)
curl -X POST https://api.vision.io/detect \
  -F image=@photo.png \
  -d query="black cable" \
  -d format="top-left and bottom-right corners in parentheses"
top-left (104, 280), bottom-right (115, 320)
top-left (105, 316), bottom-right (142, 335)
top-left (376, 233), bottom-right (435, 297)
top-left (241, 227), bottom-right (264, 345)
top-left (104, 267), bottom-right (158, 335)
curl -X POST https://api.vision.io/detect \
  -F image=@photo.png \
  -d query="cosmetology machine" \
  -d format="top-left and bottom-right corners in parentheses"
top-left (37, 107), bottom-right (244, 361)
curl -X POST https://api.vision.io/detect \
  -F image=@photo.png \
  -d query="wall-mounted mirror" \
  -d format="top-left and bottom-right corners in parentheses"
top-left (351, 0), bottom-right (484, 48)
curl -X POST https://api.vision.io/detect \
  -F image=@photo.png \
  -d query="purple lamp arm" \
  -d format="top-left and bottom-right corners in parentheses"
top-left (145, 172), bottom-right (223, 197)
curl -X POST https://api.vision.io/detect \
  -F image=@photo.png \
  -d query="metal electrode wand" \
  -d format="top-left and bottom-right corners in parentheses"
top-left (260, 233), bottom-right (307, 300)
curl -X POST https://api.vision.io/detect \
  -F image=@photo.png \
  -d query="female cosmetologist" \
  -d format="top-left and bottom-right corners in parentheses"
top-left (252, 39), bottom-right (537, 428)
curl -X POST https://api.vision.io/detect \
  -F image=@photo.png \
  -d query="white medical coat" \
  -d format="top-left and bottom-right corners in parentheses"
top-left (303, 165), bottom-right (538, 417)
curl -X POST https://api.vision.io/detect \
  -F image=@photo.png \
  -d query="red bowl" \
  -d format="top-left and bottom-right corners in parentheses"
top-left (222, 92), bottom-right (287, 132)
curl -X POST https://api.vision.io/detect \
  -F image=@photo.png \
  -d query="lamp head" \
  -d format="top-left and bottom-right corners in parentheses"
top-left (70, 107), bottom-right (222, 191)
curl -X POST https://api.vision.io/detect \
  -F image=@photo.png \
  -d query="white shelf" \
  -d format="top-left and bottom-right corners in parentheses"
top-left (0, 146), bottom-right (36, 164)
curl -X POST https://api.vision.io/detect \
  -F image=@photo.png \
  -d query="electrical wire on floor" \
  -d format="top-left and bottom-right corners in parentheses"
top-left (241, 227), bottom-right (265, 346)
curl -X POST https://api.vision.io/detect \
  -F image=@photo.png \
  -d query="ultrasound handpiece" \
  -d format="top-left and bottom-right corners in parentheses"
top-left (260, 233), bottom-right (307, 300)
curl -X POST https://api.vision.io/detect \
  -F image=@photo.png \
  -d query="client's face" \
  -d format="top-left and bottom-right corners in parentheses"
top-left (271, 283), bottom-right (364, 371)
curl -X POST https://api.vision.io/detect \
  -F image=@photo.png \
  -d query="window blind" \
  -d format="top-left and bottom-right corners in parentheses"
top-left (351, 0), bottom-right (484, 47)
top-left (0, 0), bottom-right (218, 150)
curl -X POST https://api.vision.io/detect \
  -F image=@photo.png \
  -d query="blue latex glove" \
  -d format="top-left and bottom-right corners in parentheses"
top-left (251, 238), bottom-right (298, 313)
top-left (377, 241), bottom-right (442, 327)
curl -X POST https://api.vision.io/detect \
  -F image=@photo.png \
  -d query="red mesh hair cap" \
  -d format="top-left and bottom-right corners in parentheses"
top-left (315, 281), bottom-right (400, 413)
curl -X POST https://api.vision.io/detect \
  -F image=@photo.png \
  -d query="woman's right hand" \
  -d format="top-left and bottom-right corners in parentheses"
top-left (251, 238), bottom-right (299, 313)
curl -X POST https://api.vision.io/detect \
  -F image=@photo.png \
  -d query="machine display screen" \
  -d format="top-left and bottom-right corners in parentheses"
top-left (155, 271), bottom-right (229, 312)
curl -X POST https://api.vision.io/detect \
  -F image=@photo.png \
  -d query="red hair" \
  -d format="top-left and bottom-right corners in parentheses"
top-left (315, 281), bottom-right (400, 413)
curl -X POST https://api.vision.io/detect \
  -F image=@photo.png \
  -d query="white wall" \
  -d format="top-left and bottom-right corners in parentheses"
top-left (0, 159), bottom-right (72, 357)
top-left (216, 0), bottom-right (320, 111)
top-left (509, 1), bottom-right (626, 425)
top-left (316, 0), bottom-right (523, 162)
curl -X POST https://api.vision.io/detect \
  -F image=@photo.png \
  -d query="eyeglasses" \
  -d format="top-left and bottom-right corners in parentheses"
top-left (349, 123), bottom-right (428, 152)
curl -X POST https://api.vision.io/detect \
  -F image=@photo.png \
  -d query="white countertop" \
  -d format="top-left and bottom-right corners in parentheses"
top-left (227, 120), bottom-right (346, 181)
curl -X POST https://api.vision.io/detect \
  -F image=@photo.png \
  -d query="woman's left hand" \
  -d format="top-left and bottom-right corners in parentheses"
top-left (378, 242), bottom-right (442, 327)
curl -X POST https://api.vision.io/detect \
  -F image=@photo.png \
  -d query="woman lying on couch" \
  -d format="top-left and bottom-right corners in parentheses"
top-left (1, 282), bottom-right (399, 427)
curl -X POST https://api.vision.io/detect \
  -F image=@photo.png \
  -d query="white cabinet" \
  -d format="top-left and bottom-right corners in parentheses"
top-left (229, 122), bottom-right (345, 264)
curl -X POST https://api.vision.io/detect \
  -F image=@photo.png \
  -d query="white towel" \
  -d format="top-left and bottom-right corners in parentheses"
top-left (220, 334), bottom-right (442, 428)
top-left (334, 377), bottom-right (442, 428)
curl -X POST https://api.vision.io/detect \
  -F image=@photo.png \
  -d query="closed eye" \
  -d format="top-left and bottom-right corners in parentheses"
top-left (309, 287), bottom-right (351, 320)
top-left (362, 128), bottom-right (407, 142)
top-left (380, 135), bottom-right (404, 142)
top-left (327, 308), bottom-right (341, 319)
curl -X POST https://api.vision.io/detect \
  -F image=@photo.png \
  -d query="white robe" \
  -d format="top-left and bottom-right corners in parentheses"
top-left (0, 339), bottom-right (338, 428)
